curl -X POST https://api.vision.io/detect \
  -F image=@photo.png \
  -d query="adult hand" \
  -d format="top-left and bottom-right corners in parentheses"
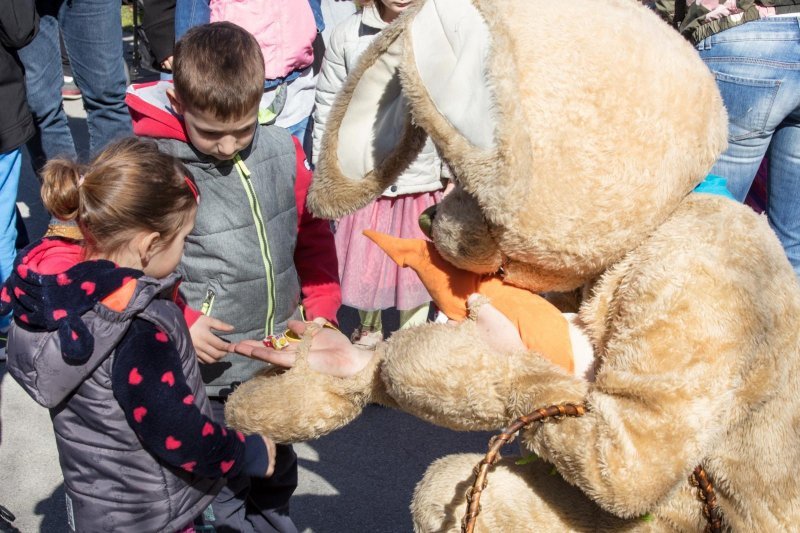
top-left (161, 56), bottom-right (173, 71)
top-left (231, 320), bottom-right (374, 378)
top-left (263, 435), bottom-right (276, 477)
top-left (190, 315), bottom-right (235, 364)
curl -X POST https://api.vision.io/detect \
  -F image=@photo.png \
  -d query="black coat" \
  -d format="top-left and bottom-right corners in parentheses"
top-left (0, 0), bottom-right (38, 154)
top-left (141, 0), bottom-right (175, 70)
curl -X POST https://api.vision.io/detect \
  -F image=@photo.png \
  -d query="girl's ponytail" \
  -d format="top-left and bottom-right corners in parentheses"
top-left (40, 159), bottom-right (85, 222)
top-left (40, 138), bottom-right (197, 257)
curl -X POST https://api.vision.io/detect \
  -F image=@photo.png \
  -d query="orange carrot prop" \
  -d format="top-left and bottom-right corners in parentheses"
top-left (363, 230), bottom-right (574, 373)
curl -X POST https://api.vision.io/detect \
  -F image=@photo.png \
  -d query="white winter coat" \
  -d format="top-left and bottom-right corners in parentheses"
top-left (312, 4), bottom-right (446, 197)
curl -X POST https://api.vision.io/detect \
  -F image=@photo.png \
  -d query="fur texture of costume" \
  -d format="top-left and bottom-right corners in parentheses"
top-left (225, 0), bottom-right (800, 530)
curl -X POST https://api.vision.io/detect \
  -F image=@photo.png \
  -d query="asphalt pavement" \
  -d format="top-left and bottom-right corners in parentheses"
top-left (0, 98), bottom-right (497, 533)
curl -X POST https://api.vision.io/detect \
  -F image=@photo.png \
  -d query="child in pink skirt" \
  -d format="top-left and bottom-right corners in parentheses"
top-left (312, 0), bottom-right (447, 347)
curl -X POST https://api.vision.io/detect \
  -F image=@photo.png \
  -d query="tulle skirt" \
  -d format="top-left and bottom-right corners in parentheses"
top-left (335, 191), bottom-right (442, 311)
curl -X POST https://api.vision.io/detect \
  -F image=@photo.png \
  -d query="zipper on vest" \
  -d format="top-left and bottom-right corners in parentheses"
top-left (258, 84), bottom-right (285, 125)
top-left (233, 154), bottom-right (277, 336)
top-left (200, 287), bottom-right (216, 316)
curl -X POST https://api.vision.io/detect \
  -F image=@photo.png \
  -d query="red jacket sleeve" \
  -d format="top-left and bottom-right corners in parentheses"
top-left (292, 137), bottom-right (342, 323)
top-left (175, 290), bottom-right (202, 328)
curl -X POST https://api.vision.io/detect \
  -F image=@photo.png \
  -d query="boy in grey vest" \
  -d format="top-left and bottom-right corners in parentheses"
top-left (127, 22), bottom-right (342, 532)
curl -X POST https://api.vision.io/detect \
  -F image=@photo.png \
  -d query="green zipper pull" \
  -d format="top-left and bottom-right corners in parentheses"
top-left (200, 287), bottom-right (216, 315)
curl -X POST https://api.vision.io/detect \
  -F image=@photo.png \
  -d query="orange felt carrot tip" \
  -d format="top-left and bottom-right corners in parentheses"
top-left (363, 230), bottom-right (574, 373)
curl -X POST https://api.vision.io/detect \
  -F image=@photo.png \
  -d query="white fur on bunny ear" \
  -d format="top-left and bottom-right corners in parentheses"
top-left (408, 0), bottom-right (495, 150)
top-left (336, 34), bottom-right (408, 181)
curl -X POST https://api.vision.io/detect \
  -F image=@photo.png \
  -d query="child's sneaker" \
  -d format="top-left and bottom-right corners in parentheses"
top-left (350, 328), bottom-right (383, 349)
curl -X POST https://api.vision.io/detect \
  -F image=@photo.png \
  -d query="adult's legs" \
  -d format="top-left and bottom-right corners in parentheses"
top-left (60, 0), bottom-right (131, 156)
top-left (17, 9), bottom-right (77, 169)
top-left (174, 0), bottom-right (210, 40)
top-left (697, 18), bottom-right (800, 276)
top-left (697, 18), bottom-right (800, 200)
top-left (767, 113), bottom-right (800, 278)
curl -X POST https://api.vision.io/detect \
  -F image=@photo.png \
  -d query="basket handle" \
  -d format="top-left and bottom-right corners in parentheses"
top-left (462, 404), bottom-right (586, 533)
top-left (461, 404), bottom-right (722, 533)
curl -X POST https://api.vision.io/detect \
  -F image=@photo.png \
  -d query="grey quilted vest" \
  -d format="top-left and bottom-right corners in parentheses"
top-left (157, 125), bottom-right (302, 397)
top-left (7, 274), bottom-right (224, 532)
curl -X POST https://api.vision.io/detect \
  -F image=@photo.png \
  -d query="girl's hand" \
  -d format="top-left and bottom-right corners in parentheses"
top-left (190, 315), bottom-right (235, 364)
top-left (231, 320), bottom-right (374, 378)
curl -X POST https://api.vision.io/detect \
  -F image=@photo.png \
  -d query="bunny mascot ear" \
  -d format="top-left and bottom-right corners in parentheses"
top-left (400, 0), bottom-right (496, 159)
top-left (308, 0), bottom-right (496, 220)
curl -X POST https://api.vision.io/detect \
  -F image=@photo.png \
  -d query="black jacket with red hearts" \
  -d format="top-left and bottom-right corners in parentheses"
top-left (1, 238), bottom-right (268, 532)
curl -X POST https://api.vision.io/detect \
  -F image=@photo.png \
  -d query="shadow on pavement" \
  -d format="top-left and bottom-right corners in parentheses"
top-left (34, 485), bottom-right (67, 533)
top-left (0, 365), bottom-right (68, 533)
top-left (292, 408), bottom-right (512, 533)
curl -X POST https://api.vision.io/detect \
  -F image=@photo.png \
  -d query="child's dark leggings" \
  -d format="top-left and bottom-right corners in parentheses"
top-left (204, 397), bottom-right (299, 533)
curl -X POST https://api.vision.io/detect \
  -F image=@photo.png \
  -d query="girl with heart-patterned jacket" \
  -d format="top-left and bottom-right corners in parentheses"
top-left (1, 138), bottom-right (275, 533)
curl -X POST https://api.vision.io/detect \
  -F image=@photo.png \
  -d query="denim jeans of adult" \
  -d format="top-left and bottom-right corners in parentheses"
top-left (0, 150), bottom-right (22, 330)
top-left (18, 0), bottom-right (131, 169)
top-left (175, 0), bottom-right (210, 41)
top-left (697, 17), bottom-right (800, 278)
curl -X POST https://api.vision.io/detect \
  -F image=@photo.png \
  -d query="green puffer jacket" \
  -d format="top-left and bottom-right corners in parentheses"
top-left (648, 0), bottom-right (800, 43)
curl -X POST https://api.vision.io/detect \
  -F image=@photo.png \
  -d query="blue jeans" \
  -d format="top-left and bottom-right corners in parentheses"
top-left (18, 0), bottom-right (131, 168)
top-left (697, 17), bottom-right (800, 278)
top-left (0, 150), bottom-right (22, 330)
top-left (175, 0), bottom-right (210, 41)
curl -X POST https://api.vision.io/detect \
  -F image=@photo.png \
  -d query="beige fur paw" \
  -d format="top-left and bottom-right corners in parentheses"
top-left (224, 348), bottom-right (385, 444)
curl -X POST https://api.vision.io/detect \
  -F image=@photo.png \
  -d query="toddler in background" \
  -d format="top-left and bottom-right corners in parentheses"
top-left (313, 0), bottom-right (447, 348)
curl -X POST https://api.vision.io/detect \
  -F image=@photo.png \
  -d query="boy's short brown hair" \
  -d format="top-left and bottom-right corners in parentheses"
top-left (173, 22), bottom-right (265, 121)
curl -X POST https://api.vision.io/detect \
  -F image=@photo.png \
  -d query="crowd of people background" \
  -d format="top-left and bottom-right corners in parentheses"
top-left (0, 0), bottom-right (798, 531)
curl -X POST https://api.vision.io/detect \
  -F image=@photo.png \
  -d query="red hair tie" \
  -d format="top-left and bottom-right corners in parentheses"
top-left (184, 175), bottom-right (200, 204)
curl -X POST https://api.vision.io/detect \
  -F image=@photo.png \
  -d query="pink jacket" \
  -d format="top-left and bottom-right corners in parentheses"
top-left (209, 0), bottom-right (317, 80)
